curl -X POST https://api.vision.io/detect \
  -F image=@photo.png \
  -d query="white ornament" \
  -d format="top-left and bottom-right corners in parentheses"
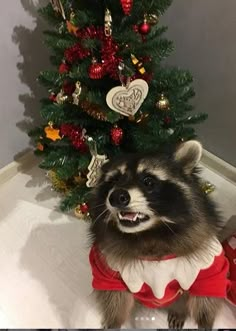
top-left (72, 81), bottom-right (82, 105)
top-left (86, 154), bottom-right (108, 188)
top-left (106, 79), bottom-right (149, 117)
top-left (50, 0), bottom-right (66, 20)
top-left (56, 89), bottom-right (68, 104)
top-left (167, 128), bottom-right (174, 135)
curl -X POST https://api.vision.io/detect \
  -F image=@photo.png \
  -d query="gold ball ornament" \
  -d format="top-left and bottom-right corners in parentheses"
top-left (145, 13), bottom-right (159, 25)
top-left (74, 206), bottom-right (84, 219)
top-left (74, 205), bottom-right (91, 221)
top-left (201, 181), bottom-right (215, 195)
top-left (156, 94), bottom-right (170, 110)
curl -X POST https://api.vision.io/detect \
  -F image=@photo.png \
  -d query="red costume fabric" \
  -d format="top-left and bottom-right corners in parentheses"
top-left (222, 234), bottom-right (236, 306)
top-left (90, 236), bottom-right (236, 308)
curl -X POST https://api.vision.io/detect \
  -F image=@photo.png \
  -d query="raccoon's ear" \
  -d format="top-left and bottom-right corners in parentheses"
top-left (101, 159), bottom-right (111, 173)
top-left (174, 140), bottom-right (202, 174)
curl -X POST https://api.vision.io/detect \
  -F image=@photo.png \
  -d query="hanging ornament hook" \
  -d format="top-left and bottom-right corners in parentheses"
top-left (118, 61), bottom-right (131, 89)
top-left (87, 136), bottom-right (98, 156)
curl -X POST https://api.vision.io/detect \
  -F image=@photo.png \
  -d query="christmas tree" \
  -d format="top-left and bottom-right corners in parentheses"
top-left (30, 0), bottom-right (207, 219)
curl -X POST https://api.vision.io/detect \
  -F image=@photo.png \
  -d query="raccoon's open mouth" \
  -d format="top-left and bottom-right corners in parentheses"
top-left (118, 211), bottom-right (150, 227)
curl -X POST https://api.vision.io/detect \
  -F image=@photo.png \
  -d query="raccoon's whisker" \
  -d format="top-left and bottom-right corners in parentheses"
top-left (89, 203), bottom-right (106, 210)
top-left (93, 208), bottom-right (109, 225)
top-left (161, 216), bottom-right (175, 224)
top-left (160, 219), bottom-right (176, 235)
top-left (148, 208), bottom-right (176, 235)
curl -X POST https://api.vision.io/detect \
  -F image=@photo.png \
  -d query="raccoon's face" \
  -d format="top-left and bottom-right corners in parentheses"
top-left (90, 141), bottom-right (203, 234)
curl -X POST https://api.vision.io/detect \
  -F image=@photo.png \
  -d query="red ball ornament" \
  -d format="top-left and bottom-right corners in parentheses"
top-left (88, 58), bottom-right (104, 79)
top-left (80, 203), bottom-right (89, 214)
top-left (59, 62), bottom-right (70, 74)
top-left (120, 0), bottom-right (133, 15)
top-left (139, 19), bottom-right (151, 35)
top-left (63, 81), bottom-right (76, 95)
top-left (111, 126), bottom-right (123, 145)
top-left (49, 93), bottom-right (57, 102)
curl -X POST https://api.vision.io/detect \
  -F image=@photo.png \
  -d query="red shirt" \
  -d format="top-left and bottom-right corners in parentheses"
top-left (90, 237), bottom-right (235, 308)
top-left (222, 234), bottom-right (236, 305)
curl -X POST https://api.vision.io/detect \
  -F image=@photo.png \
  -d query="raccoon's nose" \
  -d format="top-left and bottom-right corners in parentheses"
top-left (109, 189), bottom-right (130, 208)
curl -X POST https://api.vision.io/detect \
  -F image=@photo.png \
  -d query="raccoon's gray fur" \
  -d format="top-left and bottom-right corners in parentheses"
top-left (89, 141), bottom-right (225, 329)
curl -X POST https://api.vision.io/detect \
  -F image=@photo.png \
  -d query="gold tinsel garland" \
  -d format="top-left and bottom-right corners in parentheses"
top-left (47, 170), bottom-right (69, 193)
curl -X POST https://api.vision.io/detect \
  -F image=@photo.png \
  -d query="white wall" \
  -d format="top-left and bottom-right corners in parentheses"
top-left (162, 0), bottom-right (236, 166)
top-left (0, 0), bottom-right (49, 169)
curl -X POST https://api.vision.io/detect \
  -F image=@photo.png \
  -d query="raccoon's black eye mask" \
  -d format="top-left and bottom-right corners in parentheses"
top-left (139, 173), bottom-right (161, 193)
top-left (91, 140), bottom-right (203, 233)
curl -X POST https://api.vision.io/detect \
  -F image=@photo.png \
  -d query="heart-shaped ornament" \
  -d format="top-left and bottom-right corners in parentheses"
top-left (106, 79), bottom-right (149, 117)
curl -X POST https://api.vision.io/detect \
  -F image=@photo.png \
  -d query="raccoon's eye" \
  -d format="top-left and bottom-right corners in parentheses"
top-left (143, 176), bottom-right (155, 189)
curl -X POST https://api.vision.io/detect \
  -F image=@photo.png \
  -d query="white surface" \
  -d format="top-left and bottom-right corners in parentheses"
top-left (0, 163), bottom-right (235, 328)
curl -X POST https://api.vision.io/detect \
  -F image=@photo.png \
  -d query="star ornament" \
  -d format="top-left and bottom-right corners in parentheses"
top-left (66, 21), bottom-right (79, 36)
top-left (44, 125), bottom-right (62, 142)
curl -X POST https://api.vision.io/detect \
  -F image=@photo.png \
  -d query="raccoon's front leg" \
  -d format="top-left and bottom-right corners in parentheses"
top-left (189, 296), bottom-right (223, 328)
top-left (95, 290), bottom-right (134, 328)
top-left (167, 293), bottom-right (189, 329)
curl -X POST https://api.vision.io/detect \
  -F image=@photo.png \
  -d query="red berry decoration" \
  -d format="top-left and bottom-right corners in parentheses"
top-left (120, 0), bottom-right (133, 15)
top-left (139, 19), bottom-right (151, 35)
top-left (72, 138), bottom-right (88, 153)
top-left (80, 203), bottom-right (89, 214)
top-left (59, 62), bottom-right (70, 74)
top-left (60, 123), bottom-right (74, 136)
top-left (133, 24), bottom-right (139, 33)
top-left (89, 58), bottom-right (104, 79)
top-left (111, 126), bottom-right (123, 145)
top-left (164, 116), bottom-right (171, 125)
top-left (60, 124), bottom-right (88, 153)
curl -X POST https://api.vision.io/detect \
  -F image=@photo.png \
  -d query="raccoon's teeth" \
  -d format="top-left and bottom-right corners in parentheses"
top-left (138, 213), bottom-right (145, 219)
top-left (118, 212), bottom-right (139, 222)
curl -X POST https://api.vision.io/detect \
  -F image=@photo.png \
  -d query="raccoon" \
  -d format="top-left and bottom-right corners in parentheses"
top-left (89, 140), bottom-right (229, 329)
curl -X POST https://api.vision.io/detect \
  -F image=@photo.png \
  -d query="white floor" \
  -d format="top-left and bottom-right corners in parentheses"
top-left (0, 157), bottom-right (236, 328)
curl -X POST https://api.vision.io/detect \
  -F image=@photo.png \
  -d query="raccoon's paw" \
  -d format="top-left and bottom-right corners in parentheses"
top-left (101, 320), bottom-right (121, 329)
top-left (168, 311), bottom-right (186, 329)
